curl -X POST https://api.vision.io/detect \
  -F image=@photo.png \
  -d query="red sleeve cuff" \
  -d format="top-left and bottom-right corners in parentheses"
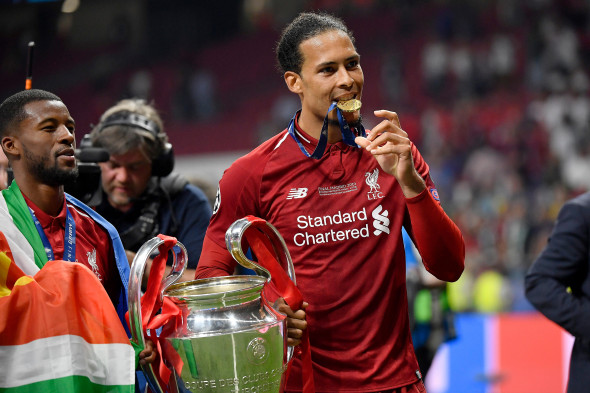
top-left (194, 235), bottom-right (236, 279)
top-left (406, 188), bottom-right (465, 282)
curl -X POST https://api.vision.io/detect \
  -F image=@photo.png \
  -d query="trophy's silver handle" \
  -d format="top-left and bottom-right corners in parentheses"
top-left (225, 218), bottom-right (296, 284)
top-left (128, 236), bottom-right (188, 393)
top-left (225, 217), bottom-right (297, 362)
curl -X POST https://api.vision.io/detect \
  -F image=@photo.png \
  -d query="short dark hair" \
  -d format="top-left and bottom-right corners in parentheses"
top-left (0, 89), bottom-right (63, 137)
top-left (276, 12), bottom-right (355, 75)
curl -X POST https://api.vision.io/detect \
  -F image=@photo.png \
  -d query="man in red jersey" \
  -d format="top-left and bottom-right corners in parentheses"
top-left (196, 12), bottom-right (465, 393)
top-left (0, 89), bottom-right (155, 391)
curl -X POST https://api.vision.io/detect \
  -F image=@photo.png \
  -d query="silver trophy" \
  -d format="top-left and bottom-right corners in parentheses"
top-left (128, 217), bottom-right (296, 393)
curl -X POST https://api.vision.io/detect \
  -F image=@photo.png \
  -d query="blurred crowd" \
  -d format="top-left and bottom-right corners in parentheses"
top-left (2, 0), bottom-right (590, 314)
top-left (380, 0), bottom-right (590, 314)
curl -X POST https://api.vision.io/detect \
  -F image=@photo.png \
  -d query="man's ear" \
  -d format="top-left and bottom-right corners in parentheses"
top-left (2, 136), bottom-right (18, 157)
top-left (284, 71), bottom-right (303, 94)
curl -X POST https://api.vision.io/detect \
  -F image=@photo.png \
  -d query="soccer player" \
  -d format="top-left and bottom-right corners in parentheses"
top-left (196, 12), bottom-right (465, 392)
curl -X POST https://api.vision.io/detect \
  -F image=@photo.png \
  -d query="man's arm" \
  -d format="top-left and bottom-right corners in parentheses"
top-left (525, 199), bottom-right (590, 340)
top-left (406, 189), bottom-right (465, 282)
top-left (195, 235), bottom-right (236, 278)
top-left (355, 110), bottom-right (464, 282)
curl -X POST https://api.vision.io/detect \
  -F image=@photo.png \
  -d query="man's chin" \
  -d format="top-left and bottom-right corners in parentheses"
top-left (46, 168), bottom-right (79, 187)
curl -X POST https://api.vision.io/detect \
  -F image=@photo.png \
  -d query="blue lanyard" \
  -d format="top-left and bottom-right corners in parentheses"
top-left (29, 205), bottom-right (76, 262)
top-left (288, 102), bottom-right (366, 159)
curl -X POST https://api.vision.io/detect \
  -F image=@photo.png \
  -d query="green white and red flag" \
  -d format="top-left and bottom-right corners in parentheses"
top-left (0, 192), bottom-right (135, 393)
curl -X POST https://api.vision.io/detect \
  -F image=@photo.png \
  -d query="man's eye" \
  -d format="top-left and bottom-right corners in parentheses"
top-left (348, 60), bottom-right (359, 68)
top-left (320, 67), bottom-right (334, 73)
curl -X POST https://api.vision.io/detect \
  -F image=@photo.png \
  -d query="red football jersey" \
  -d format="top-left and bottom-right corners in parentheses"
top-left (198, 121), bottom-right (464, 392)
top-left (24, 194), bottom-right (119, 303)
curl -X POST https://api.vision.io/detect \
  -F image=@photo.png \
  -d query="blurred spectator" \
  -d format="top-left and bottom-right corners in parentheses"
top-left (448, 40), bottom-right (474, 97)
top-left (126, 69), bottom-right (153, 100)
top-left (473, 269), bottom-right (512, 313)
top-left (540, 15), bottom-right (580, 75)
top-left (422, 37), bottom-right (448, 97)
top-left (189, 68), bottom-right (217, 120)
top-left (381, 51), bottom-right (405, 105)
top-left (488, 33), bottom-right (516, 86)
top-left (172, 66), bottom-right (217, 122)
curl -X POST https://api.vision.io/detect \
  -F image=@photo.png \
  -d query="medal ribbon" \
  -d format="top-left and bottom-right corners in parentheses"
top-left (29, 206), bottom-right (76, 262)
top-left (243, 216), bottom-right (315, 393)
top-left (288, 101), bottom-right (366, 159)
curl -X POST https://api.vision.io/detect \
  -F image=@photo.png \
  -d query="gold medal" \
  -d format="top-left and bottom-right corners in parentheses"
top-left (336, 99), bottom-right (362, 112)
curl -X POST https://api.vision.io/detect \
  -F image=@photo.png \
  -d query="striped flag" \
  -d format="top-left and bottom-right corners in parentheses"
top-left (0, 196), bottom-right (135, 392)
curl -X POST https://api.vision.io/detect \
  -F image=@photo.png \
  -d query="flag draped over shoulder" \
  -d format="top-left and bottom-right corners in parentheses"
top-left (0, 188), bottom-right (135, 393)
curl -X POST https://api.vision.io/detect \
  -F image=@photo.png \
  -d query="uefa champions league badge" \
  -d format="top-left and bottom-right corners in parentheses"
top-left (430, 187), bottom-right (440, 201)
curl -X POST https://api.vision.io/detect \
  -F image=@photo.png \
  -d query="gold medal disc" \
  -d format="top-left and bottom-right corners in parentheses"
top-left (336, 99), bottom-right (362, 112)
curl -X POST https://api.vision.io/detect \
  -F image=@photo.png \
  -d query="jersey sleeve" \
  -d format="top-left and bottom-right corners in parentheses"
top-left (194, 234), bottom-right (235, 278)
top-left (195, 158), bottom-right (262, 278)
top-left (404, 144), bottom-right (465, 282)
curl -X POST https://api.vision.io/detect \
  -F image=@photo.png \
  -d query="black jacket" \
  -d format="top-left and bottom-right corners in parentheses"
top-left (525, 191), bottom-right (590, 393)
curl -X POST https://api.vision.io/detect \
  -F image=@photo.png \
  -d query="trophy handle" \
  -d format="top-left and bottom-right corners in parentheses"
top-left (128, 236), bottom-right (188, 393)
top-left (225, 217), bottom-right (296, 284)
top-left (225, 217), bottom-right (297, 362)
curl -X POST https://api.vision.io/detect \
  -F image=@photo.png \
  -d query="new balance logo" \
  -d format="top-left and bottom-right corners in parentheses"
top-left (372, 205), bottom-right (390, 235)
top-left (287, 188), bottom-right (308, 199)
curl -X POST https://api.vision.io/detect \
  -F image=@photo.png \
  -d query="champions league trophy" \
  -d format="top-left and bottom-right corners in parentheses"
top-left (128, 217), bottom-right (297, 393)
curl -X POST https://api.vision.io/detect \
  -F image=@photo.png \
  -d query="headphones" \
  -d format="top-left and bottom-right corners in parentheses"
top-left (96, 111), bottom-right (174, 177)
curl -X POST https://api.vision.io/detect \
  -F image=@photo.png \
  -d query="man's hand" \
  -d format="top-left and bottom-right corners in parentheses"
top-left (355, 110), bottom-right (425, 198)
top-left (139, 339), bottom-right (157, 366)
top-left (275, 297), bottom-right (309, 347)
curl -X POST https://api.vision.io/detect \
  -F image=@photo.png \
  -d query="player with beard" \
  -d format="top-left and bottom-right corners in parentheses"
top-left (196, 12), bottom-right (465, 393)
top-left (0, 89), bottom-right (155, 384)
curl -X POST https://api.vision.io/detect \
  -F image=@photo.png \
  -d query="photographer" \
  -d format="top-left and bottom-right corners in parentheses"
top-left (89, 98), bottom-right (212, 279)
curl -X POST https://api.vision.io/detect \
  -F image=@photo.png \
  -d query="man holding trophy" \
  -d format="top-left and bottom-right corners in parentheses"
top-left (196, 12), bottom-right (465, 393)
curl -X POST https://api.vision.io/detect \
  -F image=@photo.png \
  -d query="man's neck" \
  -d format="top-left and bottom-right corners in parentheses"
top-left (297, 110), bottom-right (343, 144)
top-left (108, 198), bottom-right (133, 214)
top-left (20, 183), bottom-right (65, 217)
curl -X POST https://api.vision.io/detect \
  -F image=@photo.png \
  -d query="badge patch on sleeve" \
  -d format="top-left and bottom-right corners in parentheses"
top-left (213, 186), bottom-right (221, 215)
top-left (429, 187), bottom-right (440, 201)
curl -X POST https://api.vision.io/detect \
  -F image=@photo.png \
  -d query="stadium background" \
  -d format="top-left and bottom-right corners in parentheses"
top-left (1, 0), bottom-right (588, 391)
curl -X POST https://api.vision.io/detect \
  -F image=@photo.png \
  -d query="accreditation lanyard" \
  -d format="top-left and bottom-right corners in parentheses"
top-left (288, 101), bottom-right (366, 159)
top-left (29, 205), bottom-right (76, 262)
